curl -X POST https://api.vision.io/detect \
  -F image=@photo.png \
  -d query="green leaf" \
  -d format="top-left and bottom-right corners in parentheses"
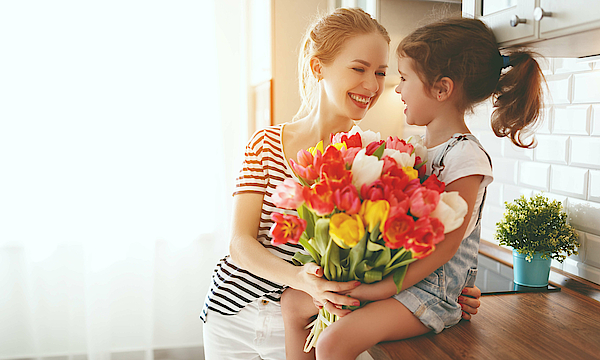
top-left (292, 252), bottom-right (316, 266)
top-left (383, 257), bottom-right (417, 276)
top-left (363, 270), bottom-right (382, 283)
top-left (370, 223), bottom-right (381, 242)
top-left (298, 204), bottom-right (315, 240)
top-left (372, 142), bottom-right (386, 160)
top-left (328, 242), bottom-right (342, 280)
top-left (370, 246), bottom-right (391, 269)
top-left (354, 260), bottom-right (372, 279)
top-left (392, 266), bottom-right (409, 293)
top-left (299, 237), bottom-right (321, 264)
top-left (314, 218), bottom-right (331, 254)
top-left (348, 232), bottom-right (368, 280)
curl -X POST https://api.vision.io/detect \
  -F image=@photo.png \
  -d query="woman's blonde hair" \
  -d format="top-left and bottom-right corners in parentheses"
top-left (294, 8), bottom-right (390, 120)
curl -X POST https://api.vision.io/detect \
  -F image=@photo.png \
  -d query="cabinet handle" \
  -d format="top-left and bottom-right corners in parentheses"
top-left (533, 7), bottom-right (553, 21)
top-left (510, 15), bottom-right (527, 27)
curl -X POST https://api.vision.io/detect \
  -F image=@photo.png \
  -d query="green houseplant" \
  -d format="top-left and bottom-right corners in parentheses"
top-left (495, 193), bottom-right (579, 287)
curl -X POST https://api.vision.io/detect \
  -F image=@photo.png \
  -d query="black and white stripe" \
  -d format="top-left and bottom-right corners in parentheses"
top-left (201, 125), bottom-right (304, 322)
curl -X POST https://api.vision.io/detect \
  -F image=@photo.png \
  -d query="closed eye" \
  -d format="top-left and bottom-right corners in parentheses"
top-left (352, 68), bottom-right (365, 73)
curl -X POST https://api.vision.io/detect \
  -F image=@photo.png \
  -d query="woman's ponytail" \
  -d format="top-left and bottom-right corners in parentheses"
top-left (492, 49), bottom-right (546, 148)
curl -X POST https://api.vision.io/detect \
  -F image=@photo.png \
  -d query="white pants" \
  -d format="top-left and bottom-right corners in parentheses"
top-left (202, 297), bottom-right (374, 360)
top-left (202, 298), bottom-right (286, 360)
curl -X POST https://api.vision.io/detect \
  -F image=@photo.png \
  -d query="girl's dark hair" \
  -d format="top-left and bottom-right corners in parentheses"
top-left (397, 17), bottom-right (545, 148)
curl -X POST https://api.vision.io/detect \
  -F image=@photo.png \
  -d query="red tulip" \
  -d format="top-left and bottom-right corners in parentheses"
top-left (404, 217), bottom-right (445, 259)
top-left (303, 182), bottom-right (335, 216)
top-left (422, 174), bottom-right (445, 193)
top-left (361, 179), bottom-right (386, 201)
top-left (365, 140), bottom-right (385, 156)
top-left (270, 212), bottom-right (307, 246)
top-left (383, 213), bottom-right (415, 249)
top-left (321, 147), bottom-right (352, 192)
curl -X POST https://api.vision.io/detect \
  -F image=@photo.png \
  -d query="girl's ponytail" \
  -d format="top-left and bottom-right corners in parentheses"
top-left (492, 50), bottom-right (546, 148)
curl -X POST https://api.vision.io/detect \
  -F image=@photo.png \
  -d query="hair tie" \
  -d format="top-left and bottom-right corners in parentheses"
top-left (501, 55), bottom-right (511, 69)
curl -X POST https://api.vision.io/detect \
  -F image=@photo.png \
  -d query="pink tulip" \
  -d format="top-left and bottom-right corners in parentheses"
top-left (409, 187), bottom-right (440, 218)
top-left (385, 136), bottom-right (414, 154)
top-left (332, 185), bottom-right (361, 215)
top-left (272, 179), bottom-right (306, 210)
top-left (289, 149), bottom-right (323, 183)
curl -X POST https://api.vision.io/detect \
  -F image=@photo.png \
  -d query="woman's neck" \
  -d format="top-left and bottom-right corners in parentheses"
top-left (300, 107), bottom-right (355, 147)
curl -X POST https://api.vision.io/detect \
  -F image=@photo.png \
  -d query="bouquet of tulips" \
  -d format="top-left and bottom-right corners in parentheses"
top-left (269, 126), bottom-right (468, 352)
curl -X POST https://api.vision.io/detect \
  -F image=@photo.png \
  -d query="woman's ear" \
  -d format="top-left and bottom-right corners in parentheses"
top-left (310, 57), bottom-right (323, 81)
top-left (433, 77), bottom-right (454, 101)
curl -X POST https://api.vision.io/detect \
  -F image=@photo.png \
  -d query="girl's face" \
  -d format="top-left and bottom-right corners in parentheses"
top-left (395, 57), bottom-right (438, 126)
top-left (319, 33), bottom-right (389, 121)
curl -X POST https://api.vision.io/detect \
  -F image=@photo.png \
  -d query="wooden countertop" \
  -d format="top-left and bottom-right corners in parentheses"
top-left (368, 241), bottom-right (600, 360)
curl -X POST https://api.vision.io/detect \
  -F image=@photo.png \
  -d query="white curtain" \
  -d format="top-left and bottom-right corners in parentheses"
top-left (0, 1), bottom-right (246, 359)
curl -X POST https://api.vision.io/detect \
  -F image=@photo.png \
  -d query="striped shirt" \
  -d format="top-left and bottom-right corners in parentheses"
top-left (200, 124), bottom-right (303, 322)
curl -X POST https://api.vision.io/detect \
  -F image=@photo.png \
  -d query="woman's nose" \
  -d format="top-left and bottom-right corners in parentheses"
top-left (363, 74), bottom-right (379, 93)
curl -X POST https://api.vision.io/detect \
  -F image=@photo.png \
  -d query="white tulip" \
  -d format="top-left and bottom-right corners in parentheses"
top-left (383, 149), bottom-right (416, 168)
top-left (407, 135), bottom-right (428, 162)
top-left (428, 191), bottom-right (468, 234)
top-left (349, 126), bottom-right (381, 147)
top-left (351, 148), bottom-right (383, 191)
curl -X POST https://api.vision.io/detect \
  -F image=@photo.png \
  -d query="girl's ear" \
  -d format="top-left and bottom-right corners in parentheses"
top-left (310, 57), bottom-right (323, 81)
top-left (433, 77), bottom-right (454, 101)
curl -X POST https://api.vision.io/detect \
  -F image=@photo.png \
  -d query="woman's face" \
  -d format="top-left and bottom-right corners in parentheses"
top-left (395, 57), bottom-right (437, 126)
top-left (319, 32), bottom-right (389, 121)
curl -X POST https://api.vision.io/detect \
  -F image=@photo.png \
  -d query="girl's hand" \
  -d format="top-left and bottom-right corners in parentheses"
top-left (297, 263), bottom-right (360, 317)
top-left (459, 285), bottom-right (481, 320)
top-left (343, 276), bottom-right (397, 303)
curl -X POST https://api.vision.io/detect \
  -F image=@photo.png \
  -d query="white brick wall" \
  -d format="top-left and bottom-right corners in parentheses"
top-left (468, 58), bottom-right (600, 285)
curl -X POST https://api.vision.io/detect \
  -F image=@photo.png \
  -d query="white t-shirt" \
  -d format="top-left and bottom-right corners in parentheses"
top-left (426, 136), bottom-right (494, 237)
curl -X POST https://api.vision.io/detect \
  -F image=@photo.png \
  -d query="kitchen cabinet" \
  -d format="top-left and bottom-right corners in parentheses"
top-left (463, 0), bottom-right (600, 58)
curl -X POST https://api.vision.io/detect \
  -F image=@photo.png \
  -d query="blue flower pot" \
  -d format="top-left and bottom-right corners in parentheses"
top-left (512, 250), bottom-right (552, 287)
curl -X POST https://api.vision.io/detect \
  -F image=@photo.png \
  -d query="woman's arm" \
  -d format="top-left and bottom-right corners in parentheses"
top-left (347, 174), bottom-right (484, 301)
top-left (228, 192), bottom-right (360, 309)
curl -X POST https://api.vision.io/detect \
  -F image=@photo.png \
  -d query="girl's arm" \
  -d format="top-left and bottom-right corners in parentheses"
top-left (228, 192), bottom-right (360, 308)
top-left (347, 174), bottom-right (484, 302)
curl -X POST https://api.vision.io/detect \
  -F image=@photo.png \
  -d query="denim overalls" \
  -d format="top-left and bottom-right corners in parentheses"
top-left (392, 134), bottom-right (492, 333)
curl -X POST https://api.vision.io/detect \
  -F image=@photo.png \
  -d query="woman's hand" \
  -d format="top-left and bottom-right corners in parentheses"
top-left (459, 285), bottom-right (481, 320)
top-left (296, 263), bottom-right (360, 317)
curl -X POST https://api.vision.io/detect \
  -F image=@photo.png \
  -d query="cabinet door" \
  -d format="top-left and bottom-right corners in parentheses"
top-left (464, 0), bottom-right (537, 46)
top-left (538, 0), bottom-right (600, 39)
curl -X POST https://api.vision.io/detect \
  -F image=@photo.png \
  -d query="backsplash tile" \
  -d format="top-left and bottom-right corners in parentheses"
top-left (567, 198), bottom-right (600, 236)
top-left (534, 135), bottom-right (568, 164)
top-left (585, 233), bottom-right (600, 268)
top-left (545, 74), bottom-right (572, 105)
top-left (552, 105), bottom-right (590, 135)
top-left (573, 72), bottom-right (600, 103)
top-left (518, 161), bottom-right (550, 190)
top-left (570, 137), bottom-right (600, 169)
top-left (474, 58), bottom-right (600, 285)
top-left (590, 170), bottom-right (600, 202)
top-left (550, 165), bottom-right (588, 199)
top-left (553, 58), bottom-right (594, 74)
top-left (592, 105), bottom-right (600, 136)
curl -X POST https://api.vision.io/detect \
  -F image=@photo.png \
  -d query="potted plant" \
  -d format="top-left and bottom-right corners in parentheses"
top-left (495, 193), bottom-right (579, 287)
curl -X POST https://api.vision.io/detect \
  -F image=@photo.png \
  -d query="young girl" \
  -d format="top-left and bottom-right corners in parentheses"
top-left (201, 9), bottom-right (481, 360)
top-left (281, 16), bottom-right (545, 360)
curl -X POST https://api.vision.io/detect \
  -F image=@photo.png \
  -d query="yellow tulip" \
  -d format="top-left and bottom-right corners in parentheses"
top-left (308, 140), bottom-right (324, 156)
top-left (329, 213), bottom-right (365, 248)
top-left (402, 166), bottom-right (419, 181)
top-left (359, 200), bottom-right (390, 233)
top-left (331, 142), bottom-right (347, 152)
